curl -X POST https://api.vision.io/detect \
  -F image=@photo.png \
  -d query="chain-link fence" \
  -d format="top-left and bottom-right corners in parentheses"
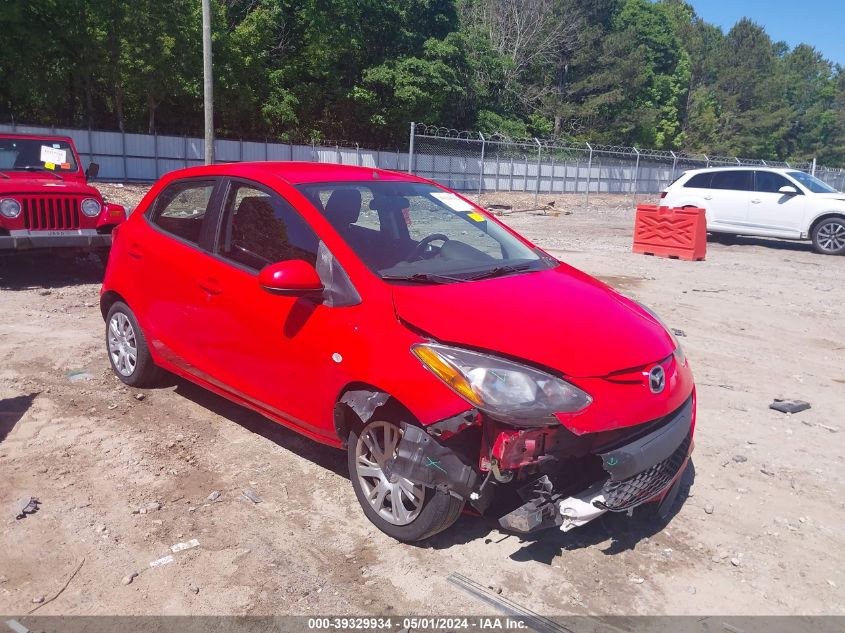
top-left (408, 123), bottom-right (845, 201)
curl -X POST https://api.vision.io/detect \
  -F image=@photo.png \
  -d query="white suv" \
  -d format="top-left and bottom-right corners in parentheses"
top-left (661, 167), bottom-right (845, 255)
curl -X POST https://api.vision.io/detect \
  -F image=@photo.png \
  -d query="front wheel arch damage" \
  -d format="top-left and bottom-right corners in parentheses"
top-left (334, 386), bottom-right (419, 448)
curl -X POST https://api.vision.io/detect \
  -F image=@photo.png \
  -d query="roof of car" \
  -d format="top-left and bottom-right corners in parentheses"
top-left (162, 161), bottom-right (425, 186)
top-left (683, 166), bottom-right (795, 174)
top-left (0, 132), bottom-right (75, 144)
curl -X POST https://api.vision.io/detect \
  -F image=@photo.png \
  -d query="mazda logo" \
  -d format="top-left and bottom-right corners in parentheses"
top-left (647, 365), bottom-right (666, 394)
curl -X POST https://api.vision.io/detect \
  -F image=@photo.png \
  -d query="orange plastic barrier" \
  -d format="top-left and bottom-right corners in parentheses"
top-left (632, 205), bottom-right (706, 261)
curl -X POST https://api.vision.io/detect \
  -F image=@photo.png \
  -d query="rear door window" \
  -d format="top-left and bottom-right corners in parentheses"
top-left (684, 173), bottom-right (713, 188)
top-left (151, 180), bottom-right (216, 245)
top-left (710, 170), bottom-right (753, 191)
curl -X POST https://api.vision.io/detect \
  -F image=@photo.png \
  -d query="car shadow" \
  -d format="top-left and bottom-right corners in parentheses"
top-left (0, 252), bottom-right (105, 290)
top-left (168, 377), bottom-right (348, 478)
top-left (707, 233), bottom-right (814, 253)
top-left (0, 392), bottom-right (39, 443)
top-left (425, 461), bottom-right (696, 559)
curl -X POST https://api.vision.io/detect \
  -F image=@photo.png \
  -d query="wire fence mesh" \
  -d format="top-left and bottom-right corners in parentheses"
top-left (408, 123), bottom-right (845, 202)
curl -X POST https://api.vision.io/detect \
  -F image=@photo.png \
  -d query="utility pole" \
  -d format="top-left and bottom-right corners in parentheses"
top-left (202, 0), bottom-right (214, 164)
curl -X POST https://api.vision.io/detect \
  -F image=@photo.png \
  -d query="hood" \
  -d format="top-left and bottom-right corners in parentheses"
top-left (810, 192), bottom-right (845, 203)
top-left (0, 173), bottom-right (96, 197)
top-left (392, 263), bottom-right (675, 378)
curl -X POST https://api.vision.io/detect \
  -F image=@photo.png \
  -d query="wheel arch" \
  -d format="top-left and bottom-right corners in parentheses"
top-left (333, 382), bottom-right (420, 448)
top-left (100, 289), bottom-right (128, 320)
top-left (809, 212), bottom-right (845, 236)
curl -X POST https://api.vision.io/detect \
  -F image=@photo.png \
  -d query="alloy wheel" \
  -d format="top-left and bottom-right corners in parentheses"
top-left (817, 221), bottom-right (845, 253)
top-left (354, 420), bottom-right (425, 526)
top-left (108, 312), bottom-right (137, 377)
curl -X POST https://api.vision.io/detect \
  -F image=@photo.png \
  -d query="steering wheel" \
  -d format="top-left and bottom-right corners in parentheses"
top-left (410, 233), bottom-right (450, 260)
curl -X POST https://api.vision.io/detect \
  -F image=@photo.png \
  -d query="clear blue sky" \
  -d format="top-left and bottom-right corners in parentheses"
top-left (687, 0), bottom-right (845, 66)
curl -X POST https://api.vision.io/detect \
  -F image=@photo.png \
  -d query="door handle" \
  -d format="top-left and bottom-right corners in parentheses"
top-left (751, 199), bottom-right (761, 204)
top-left (703, 195), bottom-right (712, 200)
top-left (198, 278), bottom-right (222, 295)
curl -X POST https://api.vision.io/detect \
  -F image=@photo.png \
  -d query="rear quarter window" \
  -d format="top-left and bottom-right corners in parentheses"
top-left (684, 173), bottom-right (713, 188)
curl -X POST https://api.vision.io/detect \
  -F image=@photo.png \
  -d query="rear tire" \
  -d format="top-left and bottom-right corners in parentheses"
top-left (811, 217), bottom-right (845, 255)
top-left (347, 419), bottom-right (464, 542)
top-left (105, 301), bottom-right (161, 387)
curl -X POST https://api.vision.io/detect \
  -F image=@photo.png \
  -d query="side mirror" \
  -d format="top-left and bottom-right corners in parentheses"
top-left (259, 260), bottom-right (323, 296)
top-left (778, 185), bottom-right (797, 195)
top-left (86, 162), bottom-right (100, 179)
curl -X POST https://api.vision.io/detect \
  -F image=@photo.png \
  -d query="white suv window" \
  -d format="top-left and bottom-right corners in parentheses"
top-left (710, 171), bottom-right (752, 191)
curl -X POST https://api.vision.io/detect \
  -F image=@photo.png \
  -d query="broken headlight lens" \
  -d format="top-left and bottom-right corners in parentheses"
top-left (636, 301), bottom-right (686, 366)
top-left (412, 343), bottom-right (591, 423)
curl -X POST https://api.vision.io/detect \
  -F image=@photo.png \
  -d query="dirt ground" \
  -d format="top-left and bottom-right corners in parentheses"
top-left (1, 186), bottom-right (843, 617)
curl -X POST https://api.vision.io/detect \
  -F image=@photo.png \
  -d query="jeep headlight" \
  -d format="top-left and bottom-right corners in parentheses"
top-left (81, 198), bottom-right (102, 217)
top-left (412, 343), bottom-right (591, 424)
top-left (0, 198), bottom-right (21, 219)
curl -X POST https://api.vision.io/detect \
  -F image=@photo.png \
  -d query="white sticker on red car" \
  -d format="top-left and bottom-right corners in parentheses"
top-left (40, 145), bottom-right (67, 165)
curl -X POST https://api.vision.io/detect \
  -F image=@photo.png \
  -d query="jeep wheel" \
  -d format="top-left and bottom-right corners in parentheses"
top-left (348, 419), bottom-right (464, 542)
top-left (812, 218), bottom-right (845, 255)
top-left (105, 301), bottom-right (161, 387)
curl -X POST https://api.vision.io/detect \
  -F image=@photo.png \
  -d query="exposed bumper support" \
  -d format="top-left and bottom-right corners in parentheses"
top-left (385, 423), bottom-right (480, 500)
top-left (558, 480), bottom-right (608, 532)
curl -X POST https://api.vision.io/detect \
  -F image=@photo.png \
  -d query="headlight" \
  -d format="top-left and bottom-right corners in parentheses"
top-left (636, 302), bottom-right (686, 366)
top-left (0, 198), bottom-right (21, 219)
top-left (412, 343), bottom-right (592, 424)
top-left (81, 198), bottom-right (102, 217)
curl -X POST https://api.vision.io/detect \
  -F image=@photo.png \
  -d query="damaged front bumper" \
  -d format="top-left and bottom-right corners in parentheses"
top-left (386, 394), bottom-right (695, 535)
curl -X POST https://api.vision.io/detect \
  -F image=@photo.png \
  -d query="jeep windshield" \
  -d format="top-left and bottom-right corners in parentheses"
top-left (0, 137), bottom-right (78, 174)
top-left (296, 181), bottom-right (554, 283)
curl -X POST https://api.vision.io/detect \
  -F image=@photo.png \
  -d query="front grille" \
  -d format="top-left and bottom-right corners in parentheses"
top-left (21, 197), bottom-right (81, 230)
top-left (600, 432), bottom-right (691, 511)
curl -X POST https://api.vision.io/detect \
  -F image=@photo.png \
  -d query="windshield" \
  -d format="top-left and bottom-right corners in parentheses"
top-left (0, 137), bottom-right (79, 173)
top-left (296, 181), bottom-right (554, 283)
top-left (787, 171), bottom-right (837, 194)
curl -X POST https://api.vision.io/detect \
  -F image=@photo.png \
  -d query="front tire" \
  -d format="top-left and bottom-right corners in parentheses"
top-left (105, 301), bottom-right (161, 387)
top-left (812, 218), bottom-right (845, 255)
top-left (347, 419), bottom-right (464, 542)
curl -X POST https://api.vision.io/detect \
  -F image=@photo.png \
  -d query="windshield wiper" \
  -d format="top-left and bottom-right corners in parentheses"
top-left (465, 263), bottom-right (534, 281)
top-left (381, 272), bottom-right (467, 285)
top-left (19, 166), bottom-right (63, 181)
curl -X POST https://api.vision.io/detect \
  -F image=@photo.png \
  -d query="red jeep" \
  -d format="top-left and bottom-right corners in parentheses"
top-left (0, 133), bottom-right (126, 256)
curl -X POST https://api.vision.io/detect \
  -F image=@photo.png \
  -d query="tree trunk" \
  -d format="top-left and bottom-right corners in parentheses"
top-left (148, 95), bottom-right (157, 135)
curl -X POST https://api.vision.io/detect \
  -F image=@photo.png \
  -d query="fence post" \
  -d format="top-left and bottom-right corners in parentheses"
top-left (407, 122), bottom-right (415, 174)
top-left (355, 143), bottom-right (360, 166)
top-left (122, 129), bottom-right (128, 181)
top-left (703, 154), bottom-right (710, 168)
top-left (184, 135), bottom-right (189, 169)
top-left (585, 143), bottom-right (593, 205)
top-left (670, 150), bottom-right (677, 184)
top-left (264, 138), bottom-right (269, 162)
top-left (87, 126), bottom-right (94, 171)
top-left (336, 144), bottom-right (341, 165)
top-left (632, 147), bottom-right (640, 195)
top-left (478, 132), bottom-right (486, 199)
top-left (154, 130), bottom-right (159, 179)
top-left (534, 138), bottom-right (542, 205)
top-left (811, 157), bottom-right (817, 176)
top-left (509, 155), bottom-right (514, 191)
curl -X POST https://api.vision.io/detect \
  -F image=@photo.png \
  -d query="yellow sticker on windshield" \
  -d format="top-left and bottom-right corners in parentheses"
top-left (467, 212), bottom-right (485, 222)
top-left (44, 162), bottom-right (56, 170)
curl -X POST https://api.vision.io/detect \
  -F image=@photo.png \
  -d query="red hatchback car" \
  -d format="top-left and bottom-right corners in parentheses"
top-left (101, 162), bottom-right (695, 542)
